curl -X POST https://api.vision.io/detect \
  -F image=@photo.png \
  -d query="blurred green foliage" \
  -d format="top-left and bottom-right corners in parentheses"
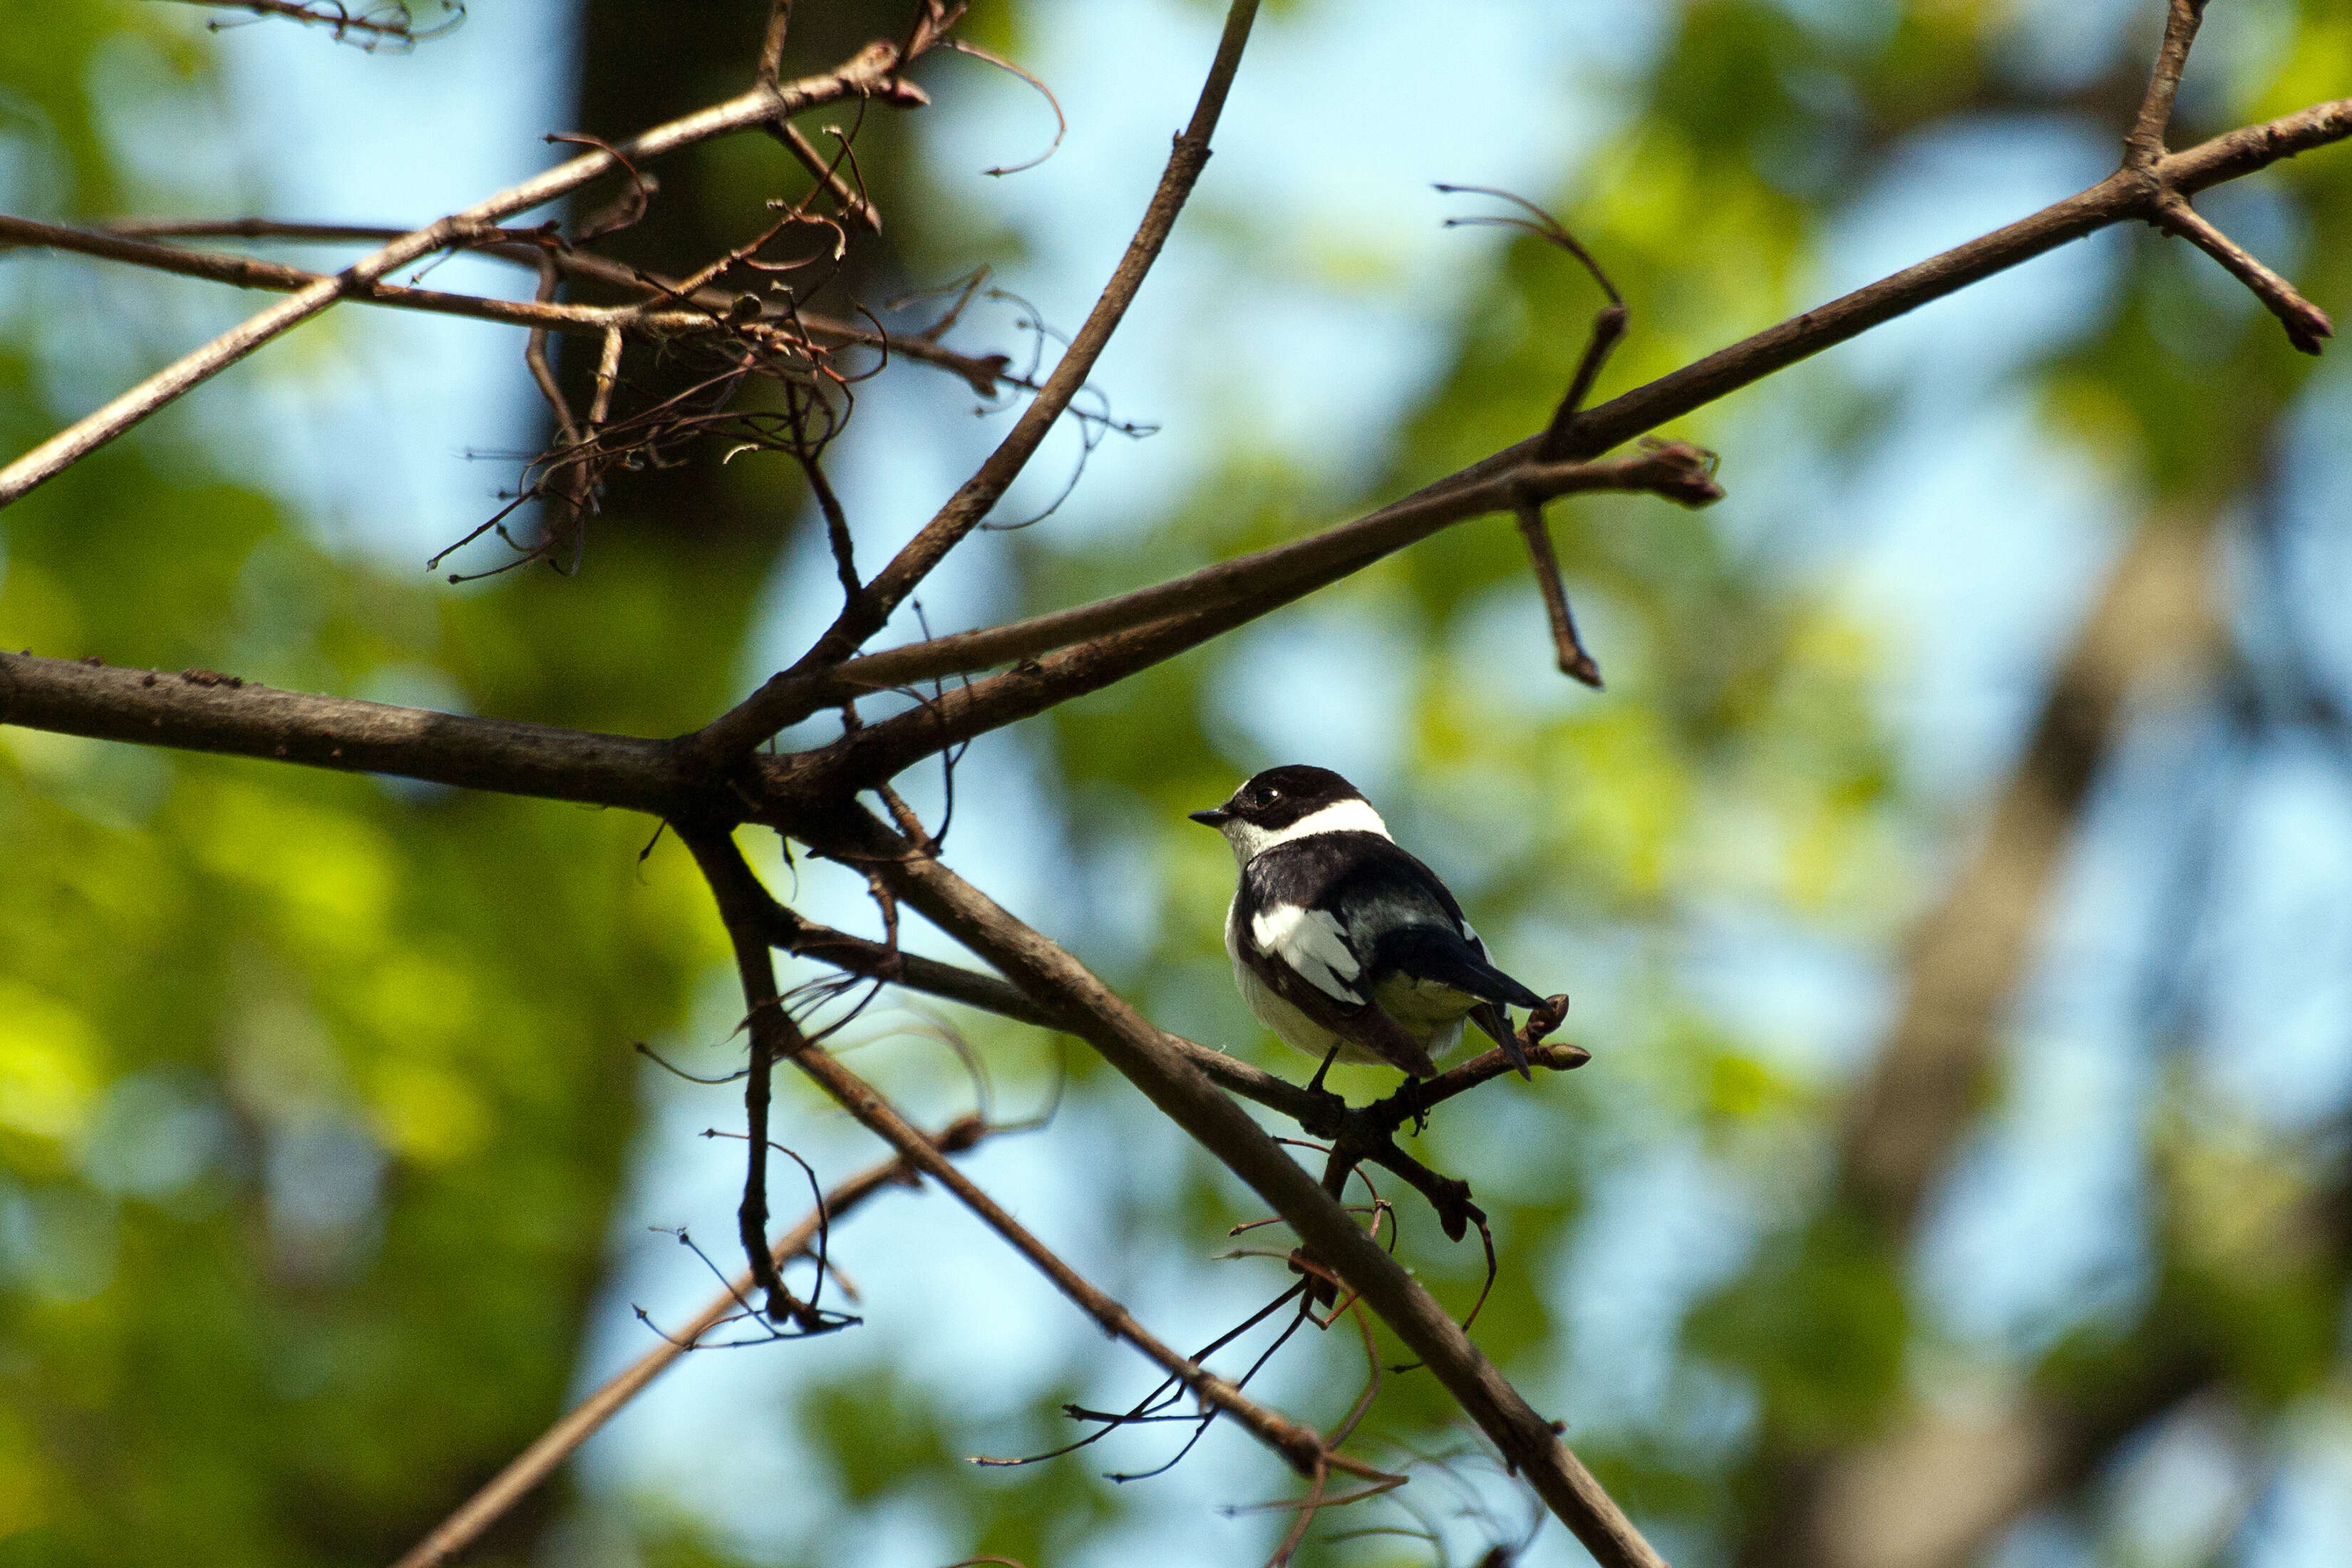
top-left (6, 2), bottom-right (2352, 1567)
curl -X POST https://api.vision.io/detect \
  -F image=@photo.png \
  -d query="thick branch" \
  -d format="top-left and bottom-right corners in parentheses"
top-left (0, 39), bottom-right (934, 507)
top-left (763, 448), bottom-right (1722, 800)
top-left (825, 445), bottom-right (1716, 698)
top-left (1441, 97), bottom-right (2352, 484)
top-left (688, 0), bottom-right (1264, 762)
top-left (683, 825), bottom-right (1366, 1483)
top-left (805, 805), bottom-right (1668, 1568)
top-left (0, 651), bottom-right (708, 814)
top-left (391, 1115), bottom-right (991, 1568)
top-left (697, 93), bottom-right (2352, 749)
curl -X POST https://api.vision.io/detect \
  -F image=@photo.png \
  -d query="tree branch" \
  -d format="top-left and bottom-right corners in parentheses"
top-left (756, 0), bottom-right (793, 88)
top-left (2124, 0), bottom-right (2207, 170)
top-left (2150, 191), bottom-right (2333, 352)
top-left (154, 0), bottom-right (440, 49)
top-left (688, 0), bottom-right (1264, 763)
top-left (1512, 96), bottom-right (2352, 470)
top-left (800, 804), bottom-right (1669, 1568)
top-left (1515, 499), bottom-right (1606, 688)
top-left (820, 444), bottom-right (1717, 699)
top-left (0, 651), bottom-right (709, 813)
top-left (681, 823), bottom-right (1378, 1485)
top-left (0, 36), bottom-right (938, 507)
top-left (758, 884), bottom-right (1587, 1131)
top-left (391, 1113), bottom-right (993, 1568)
top-left (760, 447), bottom-right (1723, 802)
top-left (26, 217), bottom-right (1006, 392)
top-left (699, 91), bottom-right (2352, 741)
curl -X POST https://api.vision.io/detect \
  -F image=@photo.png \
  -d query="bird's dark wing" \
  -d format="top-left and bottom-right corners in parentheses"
top-left (1247, 831), bottom-right (1455, 932)
top-left (1372, 922), bottom-right (1541, 1077)
top-left (1239, 840), bottom-right (1438, 1075)
top-left (1372, 922), bottom-right (1547, 1011)
top-left (1245, 832), bottom-right (1547, 1076)
top-left (1244, 947), bottom-right (1437, 1078)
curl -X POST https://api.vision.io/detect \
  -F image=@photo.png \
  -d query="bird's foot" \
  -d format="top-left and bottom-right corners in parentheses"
top-left (1296, 1043), bottom-right (1351, 1135)
top-left (1295, 1083), bottom-right (1348, 1140)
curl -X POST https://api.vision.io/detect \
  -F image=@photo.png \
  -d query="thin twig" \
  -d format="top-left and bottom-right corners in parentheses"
top-left (2125, 0), bottom-right (2208, 170)
top-left (769, 120), bottom-right (882, 232)
top-left (522, 253), bottom-right (584, 450)
top-left (589, 325), bottom-right (625, 425)
top-left (733, 986), bottom-right (805, 1324)
top-left (155, 0), bottom-right (453, 51)
top-left (681, 824), bottom-right (1382, 1484)
top-left (2151, 192), bottom-right (2333, 352)
top-left (804, 803), bottom-right (1668, 1568)
top-left (0, 38), bottom-right (937, 507)
top-left (388, 1115), bottom-right (990, 1568)
top-left (1515, 500), bottom-right (1604, 688)
top-left (688, 0), bottom-right (1266, 764)
top-left (0, 214), bottom-right (679, 337)
top-left (524, 251), bottom-right (594, 539)
top-left (944, 38), bottom-right (1068, 177)
top-left (1434, 184), bottom-right (1627, 458)
top-left (0, 214), bottom-right (1007, 392)
top-left (757, 0), bottom-right (793, 87)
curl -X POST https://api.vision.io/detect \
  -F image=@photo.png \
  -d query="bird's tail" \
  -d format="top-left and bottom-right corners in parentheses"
top-left (1377, 927), bottom-right (1544, 1078)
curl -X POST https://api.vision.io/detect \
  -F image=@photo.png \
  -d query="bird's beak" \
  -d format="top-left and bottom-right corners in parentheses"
top-left (1187, 806), bottom-right (1230, 827)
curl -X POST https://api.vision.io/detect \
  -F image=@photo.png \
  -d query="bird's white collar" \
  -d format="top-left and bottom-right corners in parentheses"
top-left (1217, 798), bottom-right (1391, 866)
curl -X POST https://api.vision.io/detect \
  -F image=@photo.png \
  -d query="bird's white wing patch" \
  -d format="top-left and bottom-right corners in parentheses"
top-left (1249, 903), bottom-right (1364, 1003)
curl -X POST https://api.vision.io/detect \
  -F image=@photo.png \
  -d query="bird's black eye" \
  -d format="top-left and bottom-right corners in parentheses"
top-left (1259, 785), bottom-right (1280, 803)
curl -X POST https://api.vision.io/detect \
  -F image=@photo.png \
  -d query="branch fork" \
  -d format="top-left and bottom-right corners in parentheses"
top-left (1294, 1011), bottom-right (1583, 1227)
top-left (2125, 0), bottom-right (2333, 353)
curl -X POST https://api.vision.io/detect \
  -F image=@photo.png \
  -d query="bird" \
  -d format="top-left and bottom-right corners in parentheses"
top-left (1189, 763), bottom-right (1549, 1088)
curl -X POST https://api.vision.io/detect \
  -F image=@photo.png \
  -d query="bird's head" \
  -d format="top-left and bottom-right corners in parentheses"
top-left (1188, 764), bottom-right (1391, 863)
